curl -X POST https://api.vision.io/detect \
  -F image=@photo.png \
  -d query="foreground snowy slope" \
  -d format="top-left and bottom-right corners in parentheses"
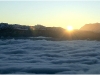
top-left (0, 39), bottom-right (100, 74)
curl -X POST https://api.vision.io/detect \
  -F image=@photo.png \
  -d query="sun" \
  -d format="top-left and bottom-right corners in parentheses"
top-left (66, 25), bottom-right (73, 31)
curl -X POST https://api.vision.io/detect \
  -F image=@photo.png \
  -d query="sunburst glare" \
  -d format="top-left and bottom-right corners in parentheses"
top-left (66, 25), bottom-right (73, 31)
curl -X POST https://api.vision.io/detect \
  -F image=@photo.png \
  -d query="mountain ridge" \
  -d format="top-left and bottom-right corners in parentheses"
top-left (80, 23), bottom-right (100, 33)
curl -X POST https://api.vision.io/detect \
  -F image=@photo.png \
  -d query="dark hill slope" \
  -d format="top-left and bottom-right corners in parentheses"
top-left (80, 23), bottom-right (100, 33)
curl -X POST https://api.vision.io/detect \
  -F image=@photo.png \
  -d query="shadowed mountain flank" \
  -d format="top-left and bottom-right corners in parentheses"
top-left (80, 23), bottom-right (100, 33)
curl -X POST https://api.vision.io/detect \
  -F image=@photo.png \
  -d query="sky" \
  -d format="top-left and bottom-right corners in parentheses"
top-left (0, 1), bottom-right (100, 29)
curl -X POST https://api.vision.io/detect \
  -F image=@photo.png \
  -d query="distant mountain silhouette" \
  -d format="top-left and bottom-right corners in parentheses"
top-left (1, 22), bottom-right (100, 40)
top-left (80, 23), bottom-right (100, 33)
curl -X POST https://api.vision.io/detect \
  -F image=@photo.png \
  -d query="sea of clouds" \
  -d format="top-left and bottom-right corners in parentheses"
top-left (0, 39), bottom-right (100, 74)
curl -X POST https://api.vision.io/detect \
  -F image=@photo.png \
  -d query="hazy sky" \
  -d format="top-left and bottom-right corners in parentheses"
top-left (0, 1), bottom-right (100, 29)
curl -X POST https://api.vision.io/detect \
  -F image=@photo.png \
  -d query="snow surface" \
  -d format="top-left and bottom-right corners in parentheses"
top-left (0, 39), bottom-right (100, 74)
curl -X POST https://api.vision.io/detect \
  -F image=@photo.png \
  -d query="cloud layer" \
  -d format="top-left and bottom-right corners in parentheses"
top-left (0, 39), bottom-right (100, 74)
